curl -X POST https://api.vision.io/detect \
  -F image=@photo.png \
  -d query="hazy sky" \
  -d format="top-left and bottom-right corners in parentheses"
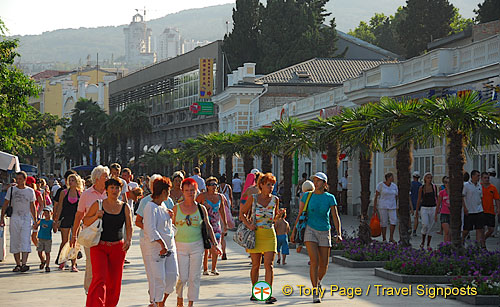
top-left (1, 0), bottom-right (478, 36)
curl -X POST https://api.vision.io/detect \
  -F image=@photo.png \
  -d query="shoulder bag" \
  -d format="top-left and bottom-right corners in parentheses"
top-left (197, 203), bottom-right (212, 249)
top-left (294, 192), bottom-right (313, 244)
top-left (5, 187), bottom-right (13, 217)
top-left (233, 195), bottom-right (256, 249)
top-left (78, 200), bottom-right (103, 248)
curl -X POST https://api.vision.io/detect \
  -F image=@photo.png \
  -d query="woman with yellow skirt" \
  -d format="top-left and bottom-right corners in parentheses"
top-left (240, 173), bottom-right (283, 305)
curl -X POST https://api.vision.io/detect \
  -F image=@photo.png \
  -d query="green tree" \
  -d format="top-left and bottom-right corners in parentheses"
top-left (0, 20), bottom-right (41, 152)
top-left (420, 92), bottom-right (500, 249)
top-left (122, 103), bottom-right (152, 172)
top-left (397, 0), bottom-right (455, 58)
top-left (449, 8), bottom-right (474, 35)
top-left (223, 0), bottom-right (262, 70)
top-left (474, 0), bottom-right (500, 24)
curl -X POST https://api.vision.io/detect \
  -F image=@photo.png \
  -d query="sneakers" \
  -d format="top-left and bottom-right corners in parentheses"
top-left (20, 264), bottom-right (30, 272)
top-left (210, 269), bottom-right (219, 275)
top-left (203, 271), bottom-right (209, 276)
top-left (313, 293), bottom-right (321, 303)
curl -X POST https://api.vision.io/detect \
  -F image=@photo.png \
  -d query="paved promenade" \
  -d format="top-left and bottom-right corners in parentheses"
top-left (0, 214), bottom-right (498, 306)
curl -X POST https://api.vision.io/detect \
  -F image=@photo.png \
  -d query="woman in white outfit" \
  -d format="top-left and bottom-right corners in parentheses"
top-left (373, 173), bottom-right (398, 243)
top-left (143, 176), bottom-right (178, 307)
top-left (416, 172), bottom-right (438, 249)
top-left (173, 178), bottom-right (221, 307)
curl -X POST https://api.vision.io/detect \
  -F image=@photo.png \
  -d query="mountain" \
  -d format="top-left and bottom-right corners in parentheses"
top-left (12, 1), bottom-right (479, 66)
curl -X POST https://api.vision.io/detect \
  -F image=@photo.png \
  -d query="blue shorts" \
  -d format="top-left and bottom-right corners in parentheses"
top-left (276, 234), bottom-right (289, 255)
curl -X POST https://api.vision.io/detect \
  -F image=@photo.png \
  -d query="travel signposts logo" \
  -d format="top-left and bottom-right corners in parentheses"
top-left (252, 281), bottom-right (272, 301)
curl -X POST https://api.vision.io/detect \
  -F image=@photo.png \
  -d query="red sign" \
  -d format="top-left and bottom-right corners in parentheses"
top-left (190, 102), bottom-right (201, 114)
top-left (321, 153), bottom-right (346, 160)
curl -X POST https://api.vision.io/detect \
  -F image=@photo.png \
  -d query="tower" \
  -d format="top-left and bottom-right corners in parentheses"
top-left (123, 13), bottom-right (155, 66)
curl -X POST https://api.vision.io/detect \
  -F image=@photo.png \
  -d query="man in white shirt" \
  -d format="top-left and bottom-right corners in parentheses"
top-left (0, 172), bottom-right (37, 272)
top-left (51, 180), bottom-right (61, 200)
top-left (190, 167), bottom-right (206, 193)
top-left (339, 171), bottom-right (348, 214)
top-left (122, 168), bottom-right (139, 208)
top-left (232, 173), bottom-right (243, 207)
top-left (462, 170), bottom-right (485, 247)
top-left (110, 163), bottom-right (128, 203)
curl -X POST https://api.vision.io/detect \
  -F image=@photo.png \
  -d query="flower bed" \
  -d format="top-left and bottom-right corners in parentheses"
top-left (384, 242), bottom-right (500, 295)
top-left (341, 239), bottom-right (403, 261)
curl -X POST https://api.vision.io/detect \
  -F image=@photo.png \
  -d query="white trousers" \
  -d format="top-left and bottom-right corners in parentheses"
top-left (84, 246), bottom-right (92, 293)
top-left (9, 215), bottom-right (31, 254)
top-left (140, 237), bottom-right (153, 302)
top-left (420, 206), bottom-right (436, 235)
top-left (175, 240), bottom-right (204, 302)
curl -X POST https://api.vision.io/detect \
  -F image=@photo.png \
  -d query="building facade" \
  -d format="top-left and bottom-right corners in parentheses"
top-left (124, 13), bottom-right (156, 67)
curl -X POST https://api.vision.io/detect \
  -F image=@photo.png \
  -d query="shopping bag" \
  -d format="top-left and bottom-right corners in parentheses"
top-left (370, 212), bottom-right (381, 237)
top-left (59, 241), bottom-right (81, 264)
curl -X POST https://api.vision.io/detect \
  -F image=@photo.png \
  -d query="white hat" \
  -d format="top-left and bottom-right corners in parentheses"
top-left (250, 168), bottom-right (261, 174)
top-left (487, 168), bottom-right (496, 174)
top-left (302, 180), bottom-right (315, 193)
top-left (412, 171), bottom-right (420, 177)
top-left (311, 172), bottom-right (328, 182)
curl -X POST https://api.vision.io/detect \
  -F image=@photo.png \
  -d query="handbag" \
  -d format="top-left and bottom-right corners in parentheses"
top-left (5, 187), bottom-right (13, 217)
top-left (77, 200), bottom-right (103, 248)
top-left (197, 203), bottom-right (212, 250)
top-left (233, 196), bottom-right (256, 249)
top-left (294, 192), bottom-right (313, 244)
top-left (370, 212), bottom-right (382, 237)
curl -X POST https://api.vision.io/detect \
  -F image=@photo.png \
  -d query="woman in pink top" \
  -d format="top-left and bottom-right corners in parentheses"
top-left (435, 177), bottom-right (451, 242)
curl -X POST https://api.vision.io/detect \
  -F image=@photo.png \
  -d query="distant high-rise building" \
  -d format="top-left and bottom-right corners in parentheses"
top-left (123, 13), bottom-right (156, 67)
top-left (158, 27), bottom-right (182, 61)
top-left (183, 39), bottom-right (211, 53)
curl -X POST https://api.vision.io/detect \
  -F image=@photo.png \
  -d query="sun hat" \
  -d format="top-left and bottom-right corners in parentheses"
top-left (311, 172), bottom-right (328, 182)
top-left (412, 171), bottom-right (420, 178)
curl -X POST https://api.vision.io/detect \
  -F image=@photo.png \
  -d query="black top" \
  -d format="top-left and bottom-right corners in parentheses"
top-left (421, 185), bottom-right (437, 207)
top-left (59, 190), bottom-right (80, 228)
top-left (100, 203), bottom-right (126, 242)
top-left (54, 185), bottom-right (67, 203)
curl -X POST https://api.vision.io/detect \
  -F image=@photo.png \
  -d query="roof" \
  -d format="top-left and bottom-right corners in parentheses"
top-left (336, 30), bottom-right (402, 59)
top-left (31, 70), bottom-right (69, 81)
top-left (256, 58), bottom-right (397, 85)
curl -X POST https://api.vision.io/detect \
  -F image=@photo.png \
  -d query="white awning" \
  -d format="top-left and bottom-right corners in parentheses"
top-left (0, 151), bottom-right (21, 172)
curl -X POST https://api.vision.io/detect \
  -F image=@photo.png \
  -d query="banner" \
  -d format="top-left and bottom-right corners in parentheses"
top-left (190, 101), bottom-right (214, 115)
top-left (199, 58), bottom-right (214, 98)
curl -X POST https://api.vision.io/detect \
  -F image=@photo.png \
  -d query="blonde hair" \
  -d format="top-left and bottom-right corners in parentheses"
top-left (67, 174), bottom-right (84, 192)
top-left (302, 180), bottom-right (315, 193)
top-left (149, 174), bottom-right (163, 192)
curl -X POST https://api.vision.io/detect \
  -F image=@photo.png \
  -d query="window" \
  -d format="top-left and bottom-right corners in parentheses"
top-left (414, 156), bottom-right (434, 175)
top-left (472, 153), bottom-right (498, 177)
top-left (304, 162), bottom-right (311, 177)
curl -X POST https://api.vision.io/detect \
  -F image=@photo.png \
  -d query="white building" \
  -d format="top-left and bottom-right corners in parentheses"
top-left (123, 13), bottom-right (156, 67)
top-left (157, 28), bottom-right (183, 61)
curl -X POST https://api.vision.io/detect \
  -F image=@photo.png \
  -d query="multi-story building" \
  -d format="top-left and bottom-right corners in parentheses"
top-left (157, 28), bottom-right (183, 61)
top-left (109, 41), bottom-right (225, 167)
top-left (124, 13), bottom-right (156, 67)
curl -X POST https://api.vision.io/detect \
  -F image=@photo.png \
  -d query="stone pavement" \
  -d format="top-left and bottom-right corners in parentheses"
top-left (0, 214), bottom-right (497, 306)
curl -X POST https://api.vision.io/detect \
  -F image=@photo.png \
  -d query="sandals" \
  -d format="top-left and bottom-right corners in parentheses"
top-left (59, 262), bottom-right (66, 270)
top-left (202, 271), bottom-right (209, 276)
top-left (13, 265), bottom-right (21, 272)
top-left (210, 269), bottom-right (219, 276)
top-left (39, 261), bottom-right (46, 270)
top-left (71, 266), bottom-right (79, 272)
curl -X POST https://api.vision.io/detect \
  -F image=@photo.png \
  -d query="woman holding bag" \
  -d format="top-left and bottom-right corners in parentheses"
top-left (291, 172), bottom-right (342, 304)
top-left (83, 178), bottom-right (133, 307)
top-left (240, 173), bottom-right (280, 304)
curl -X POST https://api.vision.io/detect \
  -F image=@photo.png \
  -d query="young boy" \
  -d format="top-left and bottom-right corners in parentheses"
top-left (36, 207), bottom-right (54, 272)
top-left (296, 180), bottom-right (315, 253)
top-left (275, 208), bottom-right (290, 265)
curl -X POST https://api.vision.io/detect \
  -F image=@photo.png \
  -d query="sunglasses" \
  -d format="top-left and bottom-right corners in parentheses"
top-left (207, 183), bottom-right (218, 187)
top-left (185, 215), bottom-right (192, 226)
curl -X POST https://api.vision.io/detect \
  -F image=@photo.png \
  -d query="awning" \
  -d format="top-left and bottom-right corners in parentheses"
top-left (0, 151), bottom-right (20, 172)
top-left (72, 165), bottom-right (97, 172)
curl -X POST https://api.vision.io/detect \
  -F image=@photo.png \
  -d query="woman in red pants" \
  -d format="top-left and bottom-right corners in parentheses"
top-left (82, 178), bottom-right (133, 307)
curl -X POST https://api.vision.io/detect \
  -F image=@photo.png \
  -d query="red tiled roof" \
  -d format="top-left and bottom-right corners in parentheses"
top-left (31, 70), bottom-right (70, 81)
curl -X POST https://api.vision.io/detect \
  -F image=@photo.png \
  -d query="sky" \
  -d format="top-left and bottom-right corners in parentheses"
top-left (0, 0), bottom-right (478, 36)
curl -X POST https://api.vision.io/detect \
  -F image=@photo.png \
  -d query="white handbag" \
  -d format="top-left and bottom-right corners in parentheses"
top-left (78, 200), bottom-right (103, 248)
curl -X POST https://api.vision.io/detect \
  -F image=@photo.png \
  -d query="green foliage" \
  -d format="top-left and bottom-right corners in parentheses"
top-left (0, 19), bottom-right (42, 154)
top-left (449, 7), bottom-right (474, 35)
top-left (474, 0), bottom-right (500, 24)
top-left (224, 0), bottom-right (339, 74)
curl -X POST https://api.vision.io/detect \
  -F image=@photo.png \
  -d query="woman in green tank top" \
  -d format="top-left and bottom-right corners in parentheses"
top-left (173, 177), bottom-right (221, 307)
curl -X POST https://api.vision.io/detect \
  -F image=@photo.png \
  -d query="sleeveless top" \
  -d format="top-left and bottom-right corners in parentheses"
top-left (205, 195), bottom-right (222, 235)
top-left (174, 204), bottom-right (202, 243)
top-left (421, 184), bottom-right (437, 207)
top-left (60, 189), bottom-right (80, 227)
top-left (253, 194), bottom-right (276, 229)
top-left (221, 184), bottom-right (232, 206)
top-left (100, 202), bottom-right (126, 242)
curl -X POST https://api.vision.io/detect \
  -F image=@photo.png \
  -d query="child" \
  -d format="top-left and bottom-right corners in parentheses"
top-left (296, 180), bottom-right (315, 253)
top-left (36, 207), bottom-right (54, 272)
top-left (275, 208), bottom-right (290, 265)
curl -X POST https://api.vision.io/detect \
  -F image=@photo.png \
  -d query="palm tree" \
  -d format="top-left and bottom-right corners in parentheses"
top-left (122, 103), bottom-right (152, 172)
top-left (420, 92), bottom-right (500, 249)
top-left (218, 133), bottom-right (238, 180)
top-left (340, 104), bottom-right (382, 244)
top-left (370, 97), bottom-right (424, 246)
top-left (254, 127), bottom-right (276, 173)
top-left (234, 131), bottom-right (261, 176)
top-left (270, 118), bottom-right (310, 217)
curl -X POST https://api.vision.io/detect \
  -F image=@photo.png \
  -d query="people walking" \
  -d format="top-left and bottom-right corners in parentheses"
top-left (54, 173), bottom-right (83, 271)
top-left (373, 173), bottom-right (398, 243)
top-left (36, 207), bottom-right (54, 272)
top-left (170, 171), bottom-right (185, 204)
top-left (410, 171), bottom-right (421, 236)
top-left (462, 170), bottom-right (486, 247)
top-left (275, 210), bottom-right (289, 265)
top-left (416, 172), bottom-right (438, 249)
top-left (26, 176), bottom-right (44, 247)
top-left (173, 178), bottom-right (221, 307)
top-left (143, 177), bottom-right (178, 307)
top-left (435, 177), bottom-right (451, 243)
top-left (232, 173), bottom-right (243, 209)
top-left (291, 172), bottom-right (342, 303)
top-left (240, 173), bottom-right (280, 304)
top-left (71, 165), bottom-right (109, 294)
top-left (0, 172), bottom-right (37, 272)
top-left (219, 175), bottom-right (234, 260)
top-left (83, 178), bottom-right (133, 307)
top-left (190, 167), bottom-right (206, 193)
top-left (480, 172), bottom-right (499, 240)
top-left (196, 176), bottom-right (227, 275)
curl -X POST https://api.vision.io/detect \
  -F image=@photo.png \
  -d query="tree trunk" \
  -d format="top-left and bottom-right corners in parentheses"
top-left (92, 135), bottom-right (98, 165)
top-left (326, 141), bottom-right (339, 196)
top-left (120, 139), bottom-right (128, 166)
top-left (134, 136), bottom-right (141, 173)
top-left (38, 147), bottom-right (45, 175)
top-left (358, 153), bottom-right (372, 244)
top-left (183, 161), bottom-right (190, 175)
top-left (50, 150), bottom-right (55, 174)
top-left (396, 138), bottom-right (412, 247)
top-left (205, 157), bottom-right (213, 178)
top-left (448, 131), bottom-right (466, 250)
top-left (110, 142), bottom-right (117, 163)
top-left (282, 154), bottom-right (293, 218)
top-left (243, 153), bottom-right (254, 177)
top-left (261, 151), bottom-right (272, 173)
top-left (212, 155), bottom-right (220, 178)
top-left (225, 153), bottom-right (233, 181)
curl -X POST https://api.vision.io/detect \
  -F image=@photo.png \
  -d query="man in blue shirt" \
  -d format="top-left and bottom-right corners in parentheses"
top-left (410, 171), bottom-right (422, 236)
